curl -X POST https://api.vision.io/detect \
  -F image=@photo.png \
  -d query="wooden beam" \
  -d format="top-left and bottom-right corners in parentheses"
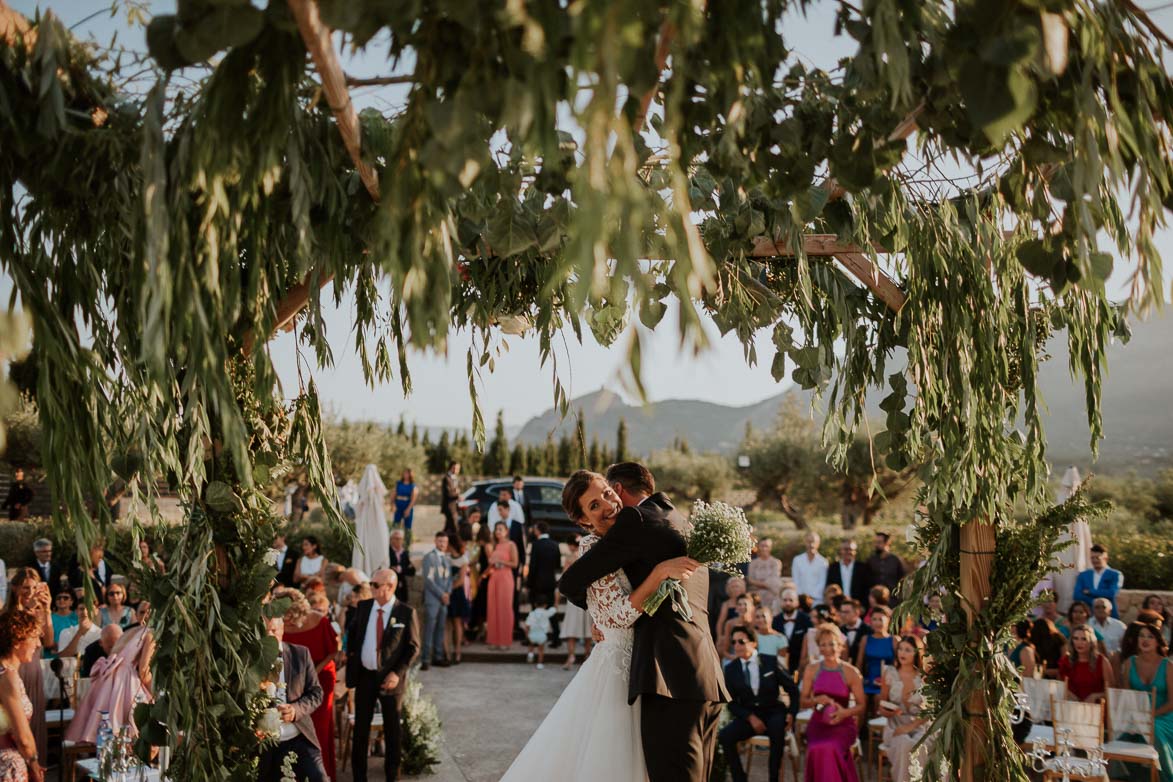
top-left (633, 18), bottom-right (675, 134)
top-left (749, 235), bottom-right (907, 312)
top-left (832, 253), bottom-right (907, 311)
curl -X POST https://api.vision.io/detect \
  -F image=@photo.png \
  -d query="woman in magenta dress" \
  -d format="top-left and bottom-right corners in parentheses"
top-left (279, 589), bottom-right (340, 780)
top-left (801, 623), bottom-right (866, 782)
top-left (486, 521), bottom-right (518, 650)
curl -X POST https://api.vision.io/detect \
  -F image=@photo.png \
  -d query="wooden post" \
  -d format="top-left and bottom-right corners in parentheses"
top-left (960, 518), bottom-right (996, 782)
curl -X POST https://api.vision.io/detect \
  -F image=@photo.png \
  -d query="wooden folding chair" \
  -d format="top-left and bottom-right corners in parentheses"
top-left (1102, 687), bottom-right (1161, 782)
top-left (1019, 677), bottom-right (1067, 751)
top-left (738, 733), bottom-right (800, 781)
top-left (1043, 697), bottom-right (1107, 781)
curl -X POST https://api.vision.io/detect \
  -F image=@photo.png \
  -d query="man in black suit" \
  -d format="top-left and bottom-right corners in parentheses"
top-left (527, 520), bottom-right (562, 646)
top-left (345, 568), bottom-right (420, 782)
top-left (559, 463), bottom-right (729, 782)
top-left (388, 529), bottom-right (415, 603)
top-left (273, 534), bottom-right (298, 588)
top-left (719, 625), bottom-right (800, 782)
top-left (258, 615), bottom-right (328, 782)
top-left (80, 624), bottom-right (122, 677)
top-left (771, 587), bottom-right (813, 676)
top-left (30, 539), bottom-right (68, 597)
top-left (838, 598), bottom-right (871, 664)
top-left (70, 544), bottom-right (114, 604)
top-left (826, 539), bottom-right (874, 605)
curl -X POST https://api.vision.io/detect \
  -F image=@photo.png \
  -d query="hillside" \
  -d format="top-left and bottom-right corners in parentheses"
top-left (516, 313), bottom-right (1173, 473)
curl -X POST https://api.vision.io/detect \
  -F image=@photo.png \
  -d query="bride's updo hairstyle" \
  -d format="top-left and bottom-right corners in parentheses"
top-left (562, 470), bottom-right (603, 527)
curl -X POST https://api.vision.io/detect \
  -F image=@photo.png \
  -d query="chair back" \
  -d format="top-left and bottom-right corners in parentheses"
top-left (1023, 677), bottom-right (1067, 722)
top-left (1106, 687), bottom-right (1155, 743)
top-left (1051, 697), bottom-right (1104, 753)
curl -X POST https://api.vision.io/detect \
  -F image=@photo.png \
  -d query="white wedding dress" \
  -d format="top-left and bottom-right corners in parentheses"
top-left (500, 534), bottom-right (648, 781)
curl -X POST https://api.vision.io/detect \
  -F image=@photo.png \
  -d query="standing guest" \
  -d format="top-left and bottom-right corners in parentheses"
top-left (345, 569), bottom-right (419, 782)
top-left (801, 624), bottom-right (865, 781)
top-left (719, 625), bottom-right (799, 782)
top-left (388, 529), bottom-right (414, 603)
top-left (1058, 624), bottom-right (1113, 702)
top-left (523, 595), bottom-right (555, 669)
top-left (791, 531), bottom-right (828, 603)
top-left (468, 524), bottom-right (493, 642)
top-left (56, 604), bottom-right (99, 659)
top-left (256, 615), bottom-right (328, 782)
top-left (511, 476), bottom-right (530, 528)
top-left (772, 587), bottom-right (813, 676)
top-left (527, 521), bottom-right (561, 645)
top-left (136, 539), bottom-right (164, 575)
top-left (823, 584), bottom-right (845, 611)
top-left (392, 469), bottom-right (420, 547)
top-left (827, 540), bottom-right (874, 605)
top-left (70, 545), bottom-right (113, 604)
top-left (879, 635), bottom-right (931, 782)
top-left (0, 608), bottom-right (47, 782)
top-left (47, 592), bottom-right (77, 658)
top-left (499, 487), bottom-right (526, 529)
top-left (1121, 622), bottom-right (1173, 781)
top-left (28, 541), bottom-right (65, 599)
top-left (1030, 617), bottom-right (1068, 679)
top-left (2, 572), bottom-right (51, 763)
top-left (714, 577), bottom-right (748, 641)
top-left (559, 535), bottom-right (591, 669)
top-left (79, 624), bottom-right (122, 677)
top-left (1008, 620), bottom-right (1038, 679)
top-left (1074, 544), bottom-right (1123, 618)
top-left (98, 584), bottom-right (132, 629)
top-left (866, 532), bottom-right (906, 599)
top-left (746, 539), bottom-right (783, 614)
top-left (916, 594), bottom-right (944, 636)
top-left (278, 588), bottom-right (340, 781)
top-left (440, 462), bottom-right (461, 537)
top-left (445, 535), bottom-right (471, 665)
top-left (497, 500), bottom-right (527, 637)
top-left (334, 568), bottom-right (369, 619)
top-left (1143, 595), bottom-right (1173, 646)
top-left (839, 599), bottom-right (872, 666)
top-left (2, 468), bottom-right (33, 521)
top-left (420, 533), bottom-right (453, 671)
top-left (273, 534), bottom-right (298, 588)
top-left (293, 537), bottom-right (328, 586)
top-left (858, 606), bottom-right (897, 700)
top-left (486, 521), bottom-right (518, 650)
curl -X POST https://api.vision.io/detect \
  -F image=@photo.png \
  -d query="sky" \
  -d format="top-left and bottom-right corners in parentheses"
top-left (4, 1), bottom-right (1172, 432)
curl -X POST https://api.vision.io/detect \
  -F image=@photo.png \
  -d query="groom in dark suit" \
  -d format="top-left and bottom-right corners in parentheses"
top-left (559, 463), bottom-right (729, 782)
top-left (346, 569), bottom-right (420, 782)
top-left (258, 616), bottom-right (328, 782)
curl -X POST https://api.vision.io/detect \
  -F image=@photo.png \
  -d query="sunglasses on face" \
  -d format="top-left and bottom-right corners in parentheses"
top-left (732, 639), bottom-right (751, 645)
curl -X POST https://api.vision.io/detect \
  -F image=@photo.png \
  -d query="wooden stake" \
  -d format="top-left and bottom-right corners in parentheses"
top-left (960, 519), bottom-right (996, 782)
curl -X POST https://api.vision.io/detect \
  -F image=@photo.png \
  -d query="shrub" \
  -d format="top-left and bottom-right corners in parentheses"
top-left (1102, 534), bottom-right (1173, 591)
top-left (647, 449), bottom-right (734, 501)
top-left (281, 512), bottom-right (355, 566)
top-left (399, 676), bottom-right (443, 775)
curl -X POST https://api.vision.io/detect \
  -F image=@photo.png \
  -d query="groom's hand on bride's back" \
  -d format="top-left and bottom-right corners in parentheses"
top-left (655, 556), bottom-right (701, 581)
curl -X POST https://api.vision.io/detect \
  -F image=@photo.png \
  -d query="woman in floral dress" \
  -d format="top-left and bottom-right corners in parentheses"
top-left (0, 610), bottom-right (46, 782)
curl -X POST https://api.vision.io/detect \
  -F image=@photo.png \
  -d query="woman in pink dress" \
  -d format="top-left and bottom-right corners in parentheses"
top-left (486, 521), bottom-right (518, 650)
top-left (65, 617), bottom-right (154, 743)
top-left (0, 610), bottom-right (46, 782)
top-left (801, 623), bottom-right (866, 782)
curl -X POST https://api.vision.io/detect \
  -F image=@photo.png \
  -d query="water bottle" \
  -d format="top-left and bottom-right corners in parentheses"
top-left (96, 710), bottom-right (113, 757)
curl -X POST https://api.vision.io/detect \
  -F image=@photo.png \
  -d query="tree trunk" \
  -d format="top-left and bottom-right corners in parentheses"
top-left (960, 519), bottom-right (995, 782)
top-left (779, 493), bottom-right (808, 530)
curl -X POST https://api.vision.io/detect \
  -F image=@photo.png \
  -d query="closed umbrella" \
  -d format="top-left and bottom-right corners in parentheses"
top-left (1052, 465), bottom-right (1091, 612)
top-left (352, 464), bottom-right (391, 575)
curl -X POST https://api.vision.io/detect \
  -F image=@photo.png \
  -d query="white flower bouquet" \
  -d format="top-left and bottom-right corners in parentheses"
top-left (643, 500), bottom-right (755, 618)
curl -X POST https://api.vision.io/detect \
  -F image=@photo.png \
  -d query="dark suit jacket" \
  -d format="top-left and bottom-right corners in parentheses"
top-left (345, 598), bottom-right (420, 697)
top-left (527, 537), bottom-right (560, 594)
top-left (80, 639), bottom-right (108, 678)
top-left (771, 610), bottom-right (813, 675)
top-left (559, 492), bottom-right (729, 705)
top-left (724, 653), bottom-right (799, 722)
top-left (275, 548), bottom-right (299, 588)
top-left (69, 559), bottom-right (114, 602)
top-left (508, 520), bottom-right (527, 573)
top-left (279, 642), bottom-right (324, 748)
top-left (826, 560), bottom-right (874, 605)
top-left (840, 620), bottom-right (872, 664)
top-left (31, 560), bottom-right (68, 597)
top-left (389, 547), bottom-right (415, 602)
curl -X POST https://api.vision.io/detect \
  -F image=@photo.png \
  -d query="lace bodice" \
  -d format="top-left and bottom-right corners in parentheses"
top-left (580, 534), bottom-right (640, 679)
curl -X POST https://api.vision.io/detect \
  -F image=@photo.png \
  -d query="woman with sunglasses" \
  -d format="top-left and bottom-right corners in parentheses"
top-left (98, 585), bottom-right (132, 629)
top-left (47, 593), bottom-right (77, 658)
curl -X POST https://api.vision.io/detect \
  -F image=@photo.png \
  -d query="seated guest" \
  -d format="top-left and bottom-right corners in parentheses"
top-left (67, 619), bottom-right (153, 742)
top-left (880, 635), bottom-right (931, 782)
top-left (257, 616), bottom-right (328, 782)
top-left (1089, 597), bottom-right (1126, 657)
top-left (98, 583), bottom-right (132, 629)
top-left (1073, 544), bottom-right (1122, 618)
top-left (57, 604), bottom-right (101, 659)
top-left (839, 599), bottom-right (872, 665)
top-left (1058, 624), bottom-right (1113, 702)
top-left (47, 592), bottom-right (78, 658)
top-left (1030, 617), bottom-right (1067, 679)
top-left (752, 608), bottom-right (789, 660)
top-left (719, 625), bottom-right (799, 782)
top-left (822, 584), bottom-right (845, 612)
top-left (79, 624), bottom-right (122, 678)
top-left (801, 624), bottom-right (866, 781)
top-left (715, 577), bottom-right (748, 641)
top-left (863, 584), bottom-right (890, 624)
top-left (772, 588), bottom-right (813, 676)
top-left (719, 594), bottom-right (758, 660)
top-left (1008, 619), bottom-right (1037, 679)
top-left (858, 606), bottom-right (897, 697)
top-left (1058, 601), bottom-right (1102, 642)
top-left (799, 605), bottom-right (838, 669)
top-left (1120, 622), bottom-right (1173, 781)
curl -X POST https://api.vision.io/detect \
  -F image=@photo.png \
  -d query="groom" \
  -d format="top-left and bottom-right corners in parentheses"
top-left (558, 462), bottom-right (729, 782)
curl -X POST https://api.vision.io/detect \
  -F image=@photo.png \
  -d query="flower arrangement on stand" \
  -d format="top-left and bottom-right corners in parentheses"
top-left (399, 677), bottom-right (443, 776)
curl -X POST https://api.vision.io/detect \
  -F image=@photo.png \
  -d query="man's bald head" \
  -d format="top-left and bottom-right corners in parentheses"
top-left (371, 568), bottom-right (397, 604)
top-left (100, 624), bottom-right (123, 653)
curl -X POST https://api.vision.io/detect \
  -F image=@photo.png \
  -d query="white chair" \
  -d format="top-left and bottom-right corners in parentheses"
top-left (1102, 687), bottom-right (1160, 782)
top-left (1043, 697), bottom-right (1107, 781)
top-left (1020, 678), bottom-right (1068, 750)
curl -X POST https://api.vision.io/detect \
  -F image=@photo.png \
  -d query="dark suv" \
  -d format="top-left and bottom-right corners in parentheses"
top-left (459, 477), bottom-right (579, 541)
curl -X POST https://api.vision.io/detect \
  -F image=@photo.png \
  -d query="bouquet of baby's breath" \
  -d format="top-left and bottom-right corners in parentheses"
top-left (644, 500), bottom-right (755, 618)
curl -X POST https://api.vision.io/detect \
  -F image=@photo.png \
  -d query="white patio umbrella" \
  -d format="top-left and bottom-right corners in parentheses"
top-left (1051, 465), bottom-right (1092, 612)
top-left (352, 464), bottom-right (391, 575)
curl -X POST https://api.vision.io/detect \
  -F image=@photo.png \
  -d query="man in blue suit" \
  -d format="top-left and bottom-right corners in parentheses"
top-left (719, 625), bottom-right (800, 782)
top-left (1073, 544), bottom-right (1123, 618)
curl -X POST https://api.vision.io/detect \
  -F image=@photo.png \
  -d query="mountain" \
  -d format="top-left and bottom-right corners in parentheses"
top-left (515, 313), bottom-right (1173, 473)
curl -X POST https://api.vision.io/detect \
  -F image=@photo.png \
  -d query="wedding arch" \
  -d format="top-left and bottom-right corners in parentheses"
top-left (1, 0), bottom-right (1171, 779)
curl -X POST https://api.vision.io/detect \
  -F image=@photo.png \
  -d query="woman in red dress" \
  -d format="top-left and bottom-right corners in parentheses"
top-left (277, 588), bottom-right (340, 780)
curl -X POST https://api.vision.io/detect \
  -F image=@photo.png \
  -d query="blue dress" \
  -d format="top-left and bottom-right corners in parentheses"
top-left (862, 634), bottom-right (896, 695)
top-left (1125, 657), bottom-right (1173, 782)
top-left (393, 480), bottom-right (416, 529)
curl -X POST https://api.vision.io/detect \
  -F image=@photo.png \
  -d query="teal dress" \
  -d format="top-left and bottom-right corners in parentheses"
top-left (1123, 657), bottom-right (1173, 782)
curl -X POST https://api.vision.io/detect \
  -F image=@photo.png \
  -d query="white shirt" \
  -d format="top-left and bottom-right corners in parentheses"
top-left (792, 551), bottom-right (829, 601)
top-left (274, 546), bottom-right (288, 573)
top-left (1092, 568), bottom-right (1105, 590)
top-left (361, 598), bottom-right (395, 671)
top-left (843, 619), bottom-right (863, 648)
top-left (276, 643), bottom-right (299, 742)
top-left (839, 560), bottom-right (855, 597)
top-left (780, 611), bottom-right (798, 639)
top-left (58, 624), bottom-right (101, 657)
top-left (1091, 615), bottom-right (1127, 655)
top-left (508, 499), bottom-right (525, 525)
top-left (739, 653), bottom-right (761, 695)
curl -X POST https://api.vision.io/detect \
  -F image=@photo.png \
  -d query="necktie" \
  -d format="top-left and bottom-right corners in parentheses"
top-left (376, 607), bottom-right (385, 651)
top-left (744, 660), bottom-right (752, 693)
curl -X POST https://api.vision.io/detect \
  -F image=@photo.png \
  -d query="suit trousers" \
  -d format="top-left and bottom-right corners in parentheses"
top-left (352, 668), bottom-right (404, 782)
top-left (718, 710), bottom-right (790, 782)
top-left (421, 598), bottom-right (447, 663)
top-left (641, 695), bottom-right (724, 782)
top-left (258, 734), bottom-right (328, 782)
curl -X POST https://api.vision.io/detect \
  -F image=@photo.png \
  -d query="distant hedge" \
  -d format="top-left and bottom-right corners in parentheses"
top-left (0, 518), bottom-right (142, 574)
top-left (1104, 534), bottom-right (1173, 591)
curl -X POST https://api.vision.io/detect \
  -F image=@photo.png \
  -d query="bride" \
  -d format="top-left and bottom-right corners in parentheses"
top-left (501, 471), bottom-right (698, 780)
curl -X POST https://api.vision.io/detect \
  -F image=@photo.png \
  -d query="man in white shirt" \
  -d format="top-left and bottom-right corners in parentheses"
top-left (791, 531), bottom-right (828, 603)
top-left (1090, 597), bottom-right (1127, 656)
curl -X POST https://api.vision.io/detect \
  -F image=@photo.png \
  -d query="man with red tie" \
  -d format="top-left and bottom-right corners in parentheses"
top-left (345, 568), bottom-right (420, 782)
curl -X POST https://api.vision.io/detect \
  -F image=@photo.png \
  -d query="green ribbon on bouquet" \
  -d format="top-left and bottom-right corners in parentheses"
top-left (642, 577), bottom-right (693, 620)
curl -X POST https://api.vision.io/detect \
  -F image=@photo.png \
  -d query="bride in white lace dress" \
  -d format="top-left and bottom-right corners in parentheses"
top-left (501, 472), bottom-right (698, 781)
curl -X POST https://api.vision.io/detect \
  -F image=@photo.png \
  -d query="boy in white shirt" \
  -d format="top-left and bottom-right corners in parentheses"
top-left (524, 596), bottom-right (556, 670)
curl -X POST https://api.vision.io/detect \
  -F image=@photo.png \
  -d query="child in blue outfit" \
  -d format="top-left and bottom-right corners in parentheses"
top-left (524, 597), bottom-right (557, 670)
